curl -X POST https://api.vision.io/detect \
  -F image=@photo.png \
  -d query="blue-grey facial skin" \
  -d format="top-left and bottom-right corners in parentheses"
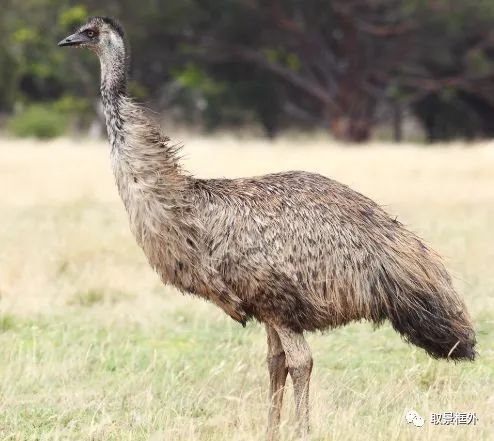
top-left (58, 29), bottom-right (97, 47)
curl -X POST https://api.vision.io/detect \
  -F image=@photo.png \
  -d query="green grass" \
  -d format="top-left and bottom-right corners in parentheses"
top-left (0, 138), bottom-right (493, 440)
top-left (0, 313), bottom-right (492, 440)
top-left (0, 314), bottom-right (17, 332)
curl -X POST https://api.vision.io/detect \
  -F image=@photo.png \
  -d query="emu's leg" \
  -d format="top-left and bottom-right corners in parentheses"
top-left (266, 325), bottom-right (289, 441)
top-left (274, 326), bottom-right (313, 439)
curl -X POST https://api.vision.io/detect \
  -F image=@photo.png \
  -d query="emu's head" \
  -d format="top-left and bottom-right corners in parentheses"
top-left (59, 17), bottom-right (128, 91)
top-left (58, 16), bottom-right (125, 58)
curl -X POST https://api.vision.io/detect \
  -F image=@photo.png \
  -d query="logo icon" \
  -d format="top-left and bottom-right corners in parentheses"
top-left (405, 410), bottom-right (425, 427)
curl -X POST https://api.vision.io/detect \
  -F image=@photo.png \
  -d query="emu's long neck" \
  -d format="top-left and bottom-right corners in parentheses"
top-left (98, 40), bottom-right (128, 151)
top-left (97, 37), bottom-right (189, 228)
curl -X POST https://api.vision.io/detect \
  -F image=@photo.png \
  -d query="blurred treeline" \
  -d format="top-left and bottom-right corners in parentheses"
top-left (2, 0), bottom-right (494, 142)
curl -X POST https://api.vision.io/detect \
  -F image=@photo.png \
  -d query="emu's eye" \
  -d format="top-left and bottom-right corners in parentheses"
top-left (86, 30), bottom-right (96, 38)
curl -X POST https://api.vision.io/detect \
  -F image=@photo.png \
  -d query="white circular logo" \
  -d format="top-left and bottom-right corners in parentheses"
top-left (405, 410), bottom-right (424, 427)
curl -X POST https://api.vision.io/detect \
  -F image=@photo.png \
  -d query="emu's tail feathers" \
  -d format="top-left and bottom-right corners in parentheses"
top-left (375, 239), bottom-right (476, 361)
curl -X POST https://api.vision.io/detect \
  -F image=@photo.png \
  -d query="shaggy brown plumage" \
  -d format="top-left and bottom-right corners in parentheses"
top-left (59, 17), bottom-right (476, 440)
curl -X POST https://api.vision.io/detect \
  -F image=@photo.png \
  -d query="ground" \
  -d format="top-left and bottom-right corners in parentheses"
top-left (0, 135), bottom-right (493, 440)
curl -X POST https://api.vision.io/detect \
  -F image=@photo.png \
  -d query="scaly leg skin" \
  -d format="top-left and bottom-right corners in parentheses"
top-left (266, 325), bottom-right (289, 441)
top-left (274, 326), bottom-right (313, 439)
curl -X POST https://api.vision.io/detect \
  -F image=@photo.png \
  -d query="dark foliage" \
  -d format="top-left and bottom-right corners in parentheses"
top-left (2, 0), bottom-right (494, 141)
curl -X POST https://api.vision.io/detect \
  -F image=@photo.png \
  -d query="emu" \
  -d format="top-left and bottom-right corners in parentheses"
top-left (59, 17), bottom-right (475, 440)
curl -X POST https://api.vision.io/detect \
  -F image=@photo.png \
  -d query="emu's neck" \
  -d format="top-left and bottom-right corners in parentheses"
top-left (98, 43), bottom-right (128, 151)
top-left (100, 51), bottom-right (127, 97)
top-left (97, 40), bottom-right (189, 225)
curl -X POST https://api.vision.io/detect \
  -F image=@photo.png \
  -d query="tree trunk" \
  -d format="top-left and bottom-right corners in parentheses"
top-left (392, 102), bottom-right (403, 143)
top-left (329, 115), bottom-right (371, 143)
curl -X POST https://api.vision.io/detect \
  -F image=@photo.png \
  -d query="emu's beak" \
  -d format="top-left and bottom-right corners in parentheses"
top-left (58, 31), bottom-right (89, 47)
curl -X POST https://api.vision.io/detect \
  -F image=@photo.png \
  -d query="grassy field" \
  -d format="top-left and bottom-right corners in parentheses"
top-left (0, 135), bottom-right (493, 440)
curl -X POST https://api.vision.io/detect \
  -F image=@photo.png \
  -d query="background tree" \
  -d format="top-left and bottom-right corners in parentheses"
top-left (2, 0), bottom-right (494, 142)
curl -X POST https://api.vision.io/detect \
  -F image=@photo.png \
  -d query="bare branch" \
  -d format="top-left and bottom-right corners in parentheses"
top-left (357, 21), bottom-right (418, 37)
top-left (233, 47), bottom-right (339, 110)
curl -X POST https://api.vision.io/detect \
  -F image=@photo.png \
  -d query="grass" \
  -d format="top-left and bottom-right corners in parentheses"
top-left (0, 135), bottom-right (493, 440)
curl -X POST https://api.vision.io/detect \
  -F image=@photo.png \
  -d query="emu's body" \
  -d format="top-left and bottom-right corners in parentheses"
top-left (60, 17), bottom-right (476, 440)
